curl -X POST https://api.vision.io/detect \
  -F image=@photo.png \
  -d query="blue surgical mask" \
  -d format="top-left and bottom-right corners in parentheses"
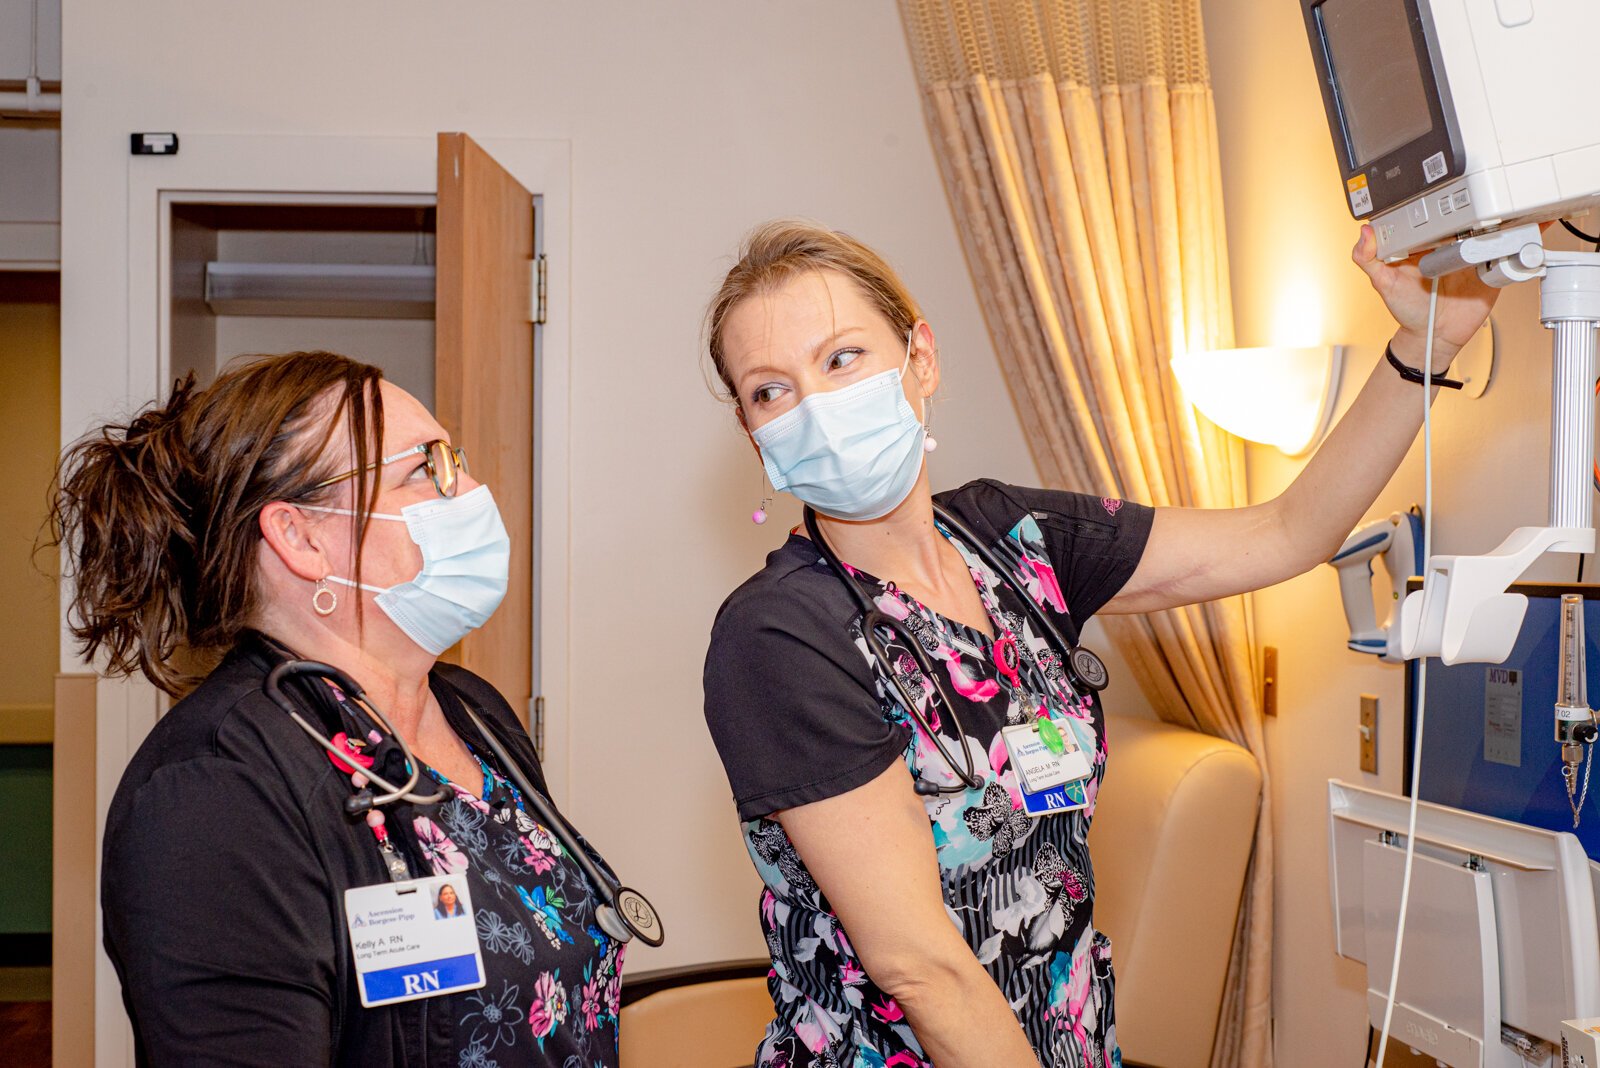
top-left (751, 333), bottom-right (928, 522)
top-left (306, 484), bottom-right (511, 655)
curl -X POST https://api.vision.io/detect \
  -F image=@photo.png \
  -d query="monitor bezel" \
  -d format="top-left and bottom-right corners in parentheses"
top-left (1302, 0), bottom-right (1465, 220)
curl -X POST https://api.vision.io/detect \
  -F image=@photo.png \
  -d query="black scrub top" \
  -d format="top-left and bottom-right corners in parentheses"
top-left (703, 479), bottom-right (1153, 1068)
top-left (102, 633), bottom-right (623, 1067)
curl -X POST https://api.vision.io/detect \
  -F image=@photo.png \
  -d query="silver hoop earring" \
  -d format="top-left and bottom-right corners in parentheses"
top-left (312, 578), bottom-right (338, 616)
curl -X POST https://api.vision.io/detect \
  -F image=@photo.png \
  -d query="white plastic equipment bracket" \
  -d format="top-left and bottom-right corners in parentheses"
top-left (1419, 222), bottom-right (1546, 286)
top-left (1400, 525), bottom-right (1595, 663)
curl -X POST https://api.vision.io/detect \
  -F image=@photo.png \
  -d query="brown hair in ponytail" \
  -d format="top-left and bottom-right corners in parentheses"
top-left (49, 351), bottom-right (385, 696)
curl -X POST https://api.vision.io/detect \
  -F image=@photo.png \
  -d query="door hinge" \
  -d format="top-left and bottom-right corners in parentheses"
top-left (532, 695), bottom-right (546, 762)
top-left (531, 254), bottom-right (548, 325)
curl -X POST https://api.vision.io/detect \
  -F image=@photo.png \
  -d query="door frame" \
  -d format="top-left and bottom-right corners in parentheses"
top-left (87, 133), bottom-right (573, 1066)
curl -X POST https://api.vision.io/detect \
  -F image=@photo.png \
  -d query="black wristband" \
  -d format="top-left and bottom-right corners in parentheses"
top-left (1386, 343), bottom-right (1464, 390)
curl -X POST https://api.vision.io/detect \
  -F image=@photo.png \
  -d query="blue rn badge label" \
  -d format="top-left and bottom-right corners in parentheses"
top-left (1020, 777), bottom-right (1089, 818)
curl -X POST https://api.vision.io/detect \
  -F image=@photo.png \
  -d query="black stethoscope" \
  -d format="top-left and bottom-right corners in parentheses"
top-left (263, 657), bottom-right (665, 947)
top-left (804, 504), bottom-right (1110, 797)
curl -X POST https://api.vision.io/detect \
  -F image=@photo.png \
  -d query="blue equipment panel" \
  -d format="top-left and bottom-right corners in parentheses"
top-left (1406, 582), bottom-right (1600, 861)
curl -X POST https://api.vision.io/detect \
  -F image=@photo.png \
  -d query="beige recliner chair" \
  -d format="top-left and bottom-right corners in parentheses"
top-left (1090, 713), bottom-right (1263, 1068)
top-left (620, 714), bottom-right (1261, 1068)
top-left (619, 965), bottom-right (772, 1068)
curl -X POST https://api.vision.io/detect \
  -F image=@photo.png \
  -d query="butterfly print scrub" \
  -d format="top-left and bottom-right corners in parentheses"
top-left (705, 480), bottom-right (1151, 1067)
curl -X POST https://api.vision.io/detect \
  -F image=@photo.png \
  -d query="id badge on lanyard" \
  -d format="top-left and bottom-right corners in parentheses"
top-left (1003, 715), bottom-right (1094, 818)
top-left (344, 874), bottom-right (487, 1007)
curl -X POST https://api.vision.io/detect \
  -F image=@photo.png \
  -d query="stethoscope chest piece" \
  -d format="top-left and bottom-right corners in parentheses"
top-left (598, 887), bottom-right (665, 947)
top-left (1069, 646), bottom-right (1109, 692)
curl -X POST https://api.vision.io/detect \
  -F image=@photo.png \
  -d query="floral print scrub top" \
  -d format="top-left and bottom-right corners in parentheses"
top-left (704, 480), bottom-right (1152, 1068)
top-left (346, 699), bottom-right (627, 1068)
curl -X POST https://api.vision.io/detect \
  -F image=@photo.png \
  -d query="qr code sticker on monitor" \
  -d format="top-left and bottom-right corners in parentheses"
top-left (1423, 151), bottom-right (1447, 183)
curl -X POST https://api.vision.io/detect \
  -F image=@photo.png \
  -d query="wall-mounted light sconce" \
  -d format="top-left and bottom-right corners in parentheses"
top-left (1170, 345), bottom-right (1344, 456)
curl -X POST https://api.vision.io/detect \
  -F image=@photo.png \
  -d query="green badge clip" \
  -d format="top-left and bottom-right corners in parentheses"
top-left (1037, 716), bottom-right (1066, 755)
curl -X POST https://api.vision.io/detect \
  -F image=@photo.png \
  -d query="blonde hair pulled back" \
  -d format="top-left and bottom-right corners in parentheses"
top-left (705, 220), bottom-right (922, 405)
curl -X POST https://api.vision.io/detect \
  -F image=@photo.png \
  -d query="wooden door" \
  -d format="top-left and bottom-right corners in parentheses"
top-left (435, 133), bottom-right (536, 723)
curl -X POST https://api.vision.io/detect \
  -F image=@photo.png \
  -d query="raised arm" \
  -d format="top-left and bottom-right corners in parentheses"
top-left (1103, 224), bottom-right (1501, 615)
top-left (777, 762), bottom-right (1041, 1067)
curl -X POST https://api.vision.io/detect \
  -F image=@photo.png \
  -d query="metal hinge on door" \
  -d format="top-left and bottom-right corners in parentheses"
top-left (530, 255), bottom-right (548, 325)
top-left (532, 695), bottom-right (546, 762)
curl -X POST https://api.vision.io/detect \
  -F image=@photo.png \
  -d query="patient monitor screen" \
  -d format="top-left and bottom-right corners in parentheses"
top-left (1319, 0), bottom-right (1434, 168)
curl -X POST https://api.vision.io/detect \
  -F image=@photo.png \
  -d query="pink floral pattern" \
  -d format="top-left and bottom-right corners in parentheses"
top-left (871, 997), bottom-right (904, 1023)
top-left (604, 970), bottom-right (622, 1018)
top-left (408, 742), bottom-right (624, 1066)
top-left (412, 816), bottom-right (467, 875)
top-left (518, 835), bottom-right (557, 875)
top-left (580, 972), bottom-right (605, 1031)
top-left (528, 970), bottom-right (568, 1042)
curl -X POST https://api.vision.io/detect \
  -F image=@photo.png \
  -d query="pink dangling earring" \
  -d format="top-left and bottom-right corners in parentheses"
top-left (752, 470), bottom-right (773, 525)
top-left (312, 577), bottom-right (338, 616)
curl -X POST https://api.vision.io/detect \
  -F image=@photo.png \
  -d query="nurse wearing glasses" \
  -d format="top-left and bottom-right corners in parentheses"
top-left (61, 353), bottom-right (628, 1067)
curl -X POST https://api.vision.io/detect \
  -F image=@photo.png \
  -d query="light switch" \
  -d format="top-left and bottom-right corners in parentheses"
top-left (1262, 647), bottom-right (1278, 717)
top-left (1495, 0), bottom-right (1534, 28)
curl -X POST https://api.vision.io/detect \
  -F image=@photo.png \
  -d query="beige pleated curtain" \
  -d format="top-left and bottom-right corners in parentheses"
top-left (897, 2), bottom-right (1273, 1066)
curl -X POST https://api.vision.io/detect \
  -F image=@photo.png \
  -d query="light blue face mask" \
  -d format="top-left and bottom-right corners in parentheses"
top-left (751, 333), bottom-right (928, 522)
top-left (306, 484), bottom-right (511, 656)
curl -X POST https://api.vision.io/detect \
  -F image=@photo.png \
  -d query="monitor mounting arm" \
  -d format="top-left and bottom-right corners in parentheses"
top-left (1399, 226), bottom-right (1600, 664)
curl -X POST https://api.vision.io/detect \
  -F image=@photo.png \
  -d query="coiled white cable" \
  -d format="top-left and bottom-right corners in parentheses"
top-left (1374, 276), bottom-right (1442, 1065)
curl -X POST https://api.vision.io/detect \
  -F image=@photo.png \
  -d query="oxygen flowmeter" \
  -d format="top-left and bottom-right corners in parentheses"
top-left (1556, 595), bottom-right (1599, 827)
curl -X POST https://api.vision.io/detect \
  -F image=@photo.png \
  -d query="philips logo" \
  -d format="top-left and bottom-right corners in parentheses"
top-left (1403, 1019), bottom-right (1440, 1046)
top-left (1386, 165), bottom-right (1403, 180)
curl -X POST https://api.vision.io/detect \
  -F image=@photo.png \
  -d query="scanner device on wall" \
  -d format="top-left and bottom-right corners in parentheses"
top-left (1331, 508), bottom-right (1422, 664)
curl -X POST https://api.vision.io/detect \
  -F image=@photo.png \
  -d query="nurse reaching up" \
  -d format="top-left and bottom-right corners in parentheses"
top-left (700, 220), bottom-right (1495, 1067)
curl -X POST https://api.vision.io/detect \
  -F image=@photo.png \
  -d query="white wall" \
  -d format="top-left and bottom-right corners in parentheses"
top-left (1202, 0), bottom-right (1580, 1061)
top-left (60, 1), bottom-right (1037, 979)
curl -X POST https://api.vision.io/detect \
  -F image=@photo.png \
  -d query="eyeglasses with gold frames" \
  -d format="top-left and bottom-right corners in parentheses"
top-left (313, 439), bottom-right (470, 499)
